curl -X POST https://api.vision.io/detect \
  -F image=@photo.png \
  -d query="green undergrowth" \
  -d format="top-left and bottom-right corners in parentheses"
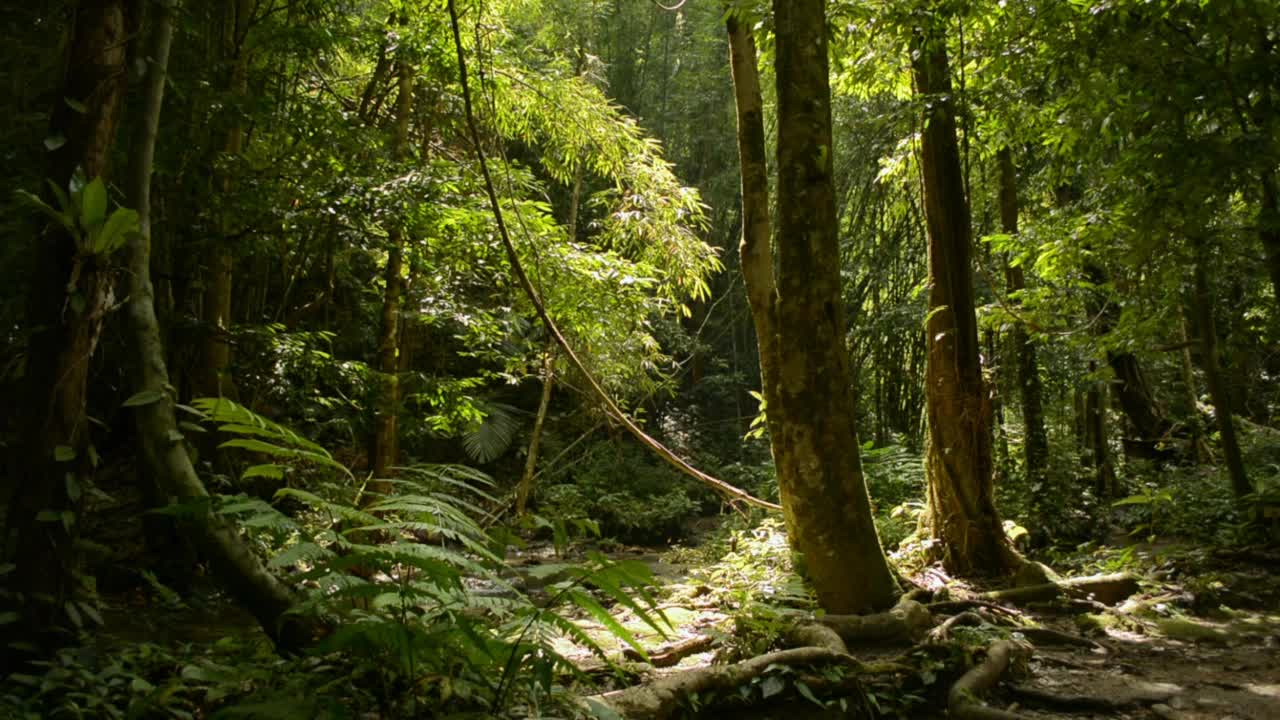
top-left (1, 400), bottom-right (670, 720)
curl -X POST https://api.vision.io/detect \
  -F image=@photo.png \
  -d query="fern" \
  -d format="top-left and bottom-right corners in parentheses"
top-left (462, 401), bottom-right (524, 463)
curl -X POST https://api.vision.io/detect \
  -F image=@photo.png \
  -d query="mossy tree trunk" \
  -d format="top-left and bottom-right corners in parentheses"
top-left (370, 56), bottom-right (415, 489)
top-left (727, 1), bottom-right (899, 614)
top-left (912, 21), bottom-right (1017, 576)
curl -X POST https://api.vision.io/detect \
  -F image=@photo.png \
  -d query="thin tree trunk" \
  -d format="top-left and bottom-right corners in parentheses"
top-left (912, 22), bottom-right (1017, 576)
top-left (3, 0), bottom-right (132, 667)
top-left (1258, 174), bottom-right (1280, 309)
top-left (197, 0), bottom-right (251, 400)
top-left (1176, 305), bottom-right (1210, 463)
top-left (515, 347), bottom-right (556, 515)
top-left (1085, 361), bottom-right (1116, 500)
top-left (121, 3), bottom-right (313, 651)
top-left (1192, 245), bottom-right (1250, 498)
top-left (728, 3), bottom-right (899, 613)
top-left (998, 149), bottom-right (1049, 490)
top-left (369, 58), bottom-right (415, 488)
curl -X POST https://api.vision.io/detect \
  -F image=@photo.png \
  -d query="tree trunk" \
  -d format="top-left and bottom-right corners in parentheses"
top-left (998, 149), bottom-right (1049, 491)
top-left (197, 0), bottom-right (251, 400)
top-left (515, 346), bottom-right (556, 515)
top-left (369, 58), bottom-right (415, 489)
top-left (912, 23), bottom-right (1016, 576)
top-left (1258, 174), bottom-right (1280, 310)
top-left (122, 3), bottom-right (313, 651)
top-left (1084, 361), bottom-right (1116, 500)
top-left (1192, 245), bottom-right (1250, 498)
top-left (2, 0), bottom-right (132, 667)
top-left (727, 3), bottom-right (899, 614)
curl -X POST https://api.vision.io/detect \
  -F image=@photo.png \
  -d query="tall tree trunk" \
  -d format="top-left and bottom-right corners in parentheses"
top-left (728, 4), bottom-right (899, 614)
top-left (912, 22), bottom-right (1017, 576)
top-left (3, 0), bottom-right (132, 667)
top-left (1192, 244), bottom-right (1250, 498)
top-left (1258, 174), bottom-right (1280, 309)
top-left (369, 58), bottom-right (415, 488)
top-left (120, 1), bottom-right (313, 651)
top-left (197, 0), bottom-right (251, 400)
top-left (998, 149), bottom-right (1049, 491)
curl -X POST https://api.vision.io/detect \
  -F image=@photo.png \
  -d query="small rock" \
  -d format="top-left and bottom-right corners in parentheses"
top-left (1169, 695), bottom-right (1188, 709)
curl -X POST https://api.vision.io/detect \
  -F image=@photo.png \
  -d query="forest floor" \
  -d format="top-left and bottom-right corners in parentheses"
top-left (508, 533), bottom-right (1280, 719)
top-left (76, 523), bottom-right (1280, 719)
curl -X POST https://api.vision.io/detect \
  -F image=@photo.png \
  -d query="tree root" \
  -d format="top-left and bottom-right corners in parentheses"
top-left (623, 633), bottom-right (717, 668)
top-left (818, 598), bottom-right (933, 645)
top-left (948, 639), bottom-right (1034, 720)
top-left (584, 646), bottom-right (865, 719)
top-left (980, 572), bottom-right (1139, 606)
top-left (1007, 683), bottom-right (1139, 711)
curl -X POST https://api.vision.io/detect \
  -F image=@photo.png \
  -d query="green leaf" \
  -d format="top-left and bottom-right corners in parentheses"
top-left (242, 464), bottom-right (285, 481)
top-left (93, 207), bottom-right (138, 253)
top-left (65, 475), bottom-right (82, 502)
top-left (123, 389), bottom-right (166, 407)
top-left (1111, 494), bottom-right (1151, 507)
top-left (44, 134), bottom-right (67, 151)
top-left (760, 675), bottom-right (786, 699)
top-left (15, 188), bottom-right (77, 237)
top-left (567, 589), bottom-right (647, 658)
top-left (54, 445), bottom-right (76, 462)
top-left (80, 177), bottom-right (108, 230)
top-left (795, 680), bottom-right (824, 707)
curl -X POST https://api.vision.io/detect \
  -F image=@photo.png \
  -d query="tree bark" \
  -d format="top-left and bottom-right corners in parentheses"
top-left (3, 0), bottom-right (132, 666)
top-left (121, 2), bottom-right (313, 652)
top-left (197, 0), bottom-right (251, 400)
top-left (913, 23), bottom-right (1017, 576)
top-left (1192, 245), bottom-right (1250, 498)
top-left (369, 57), bottom-right (415, 489)
top-left (1084, 362), bottom-right (1116, 500)
top-left (726, 2), bottom-right (899, 614)
top-left (1258, 174), bottom-right (1280, 309)
top-left (998, 149), bottom-right (1049, 491)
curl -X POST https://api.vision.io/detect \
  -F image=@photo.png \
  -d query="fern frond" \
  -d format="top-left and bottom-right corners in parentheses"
top-left (462, 402), bottom-right (524, 463)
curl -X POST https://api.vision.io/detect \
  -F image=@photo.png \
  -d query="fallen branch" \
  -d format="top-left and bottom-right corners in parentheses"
top-left (948, 640), bottom-right (1033, 720)
top-left (980, 573), bottom-right (1139, 606)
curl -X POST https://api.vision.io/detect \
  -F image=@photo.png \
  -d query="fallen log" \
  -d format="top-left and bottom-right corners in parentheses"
top-left (979, 573), bottom-right (1139, 606)
top-left (948, 640), bottom-right (1033, 720)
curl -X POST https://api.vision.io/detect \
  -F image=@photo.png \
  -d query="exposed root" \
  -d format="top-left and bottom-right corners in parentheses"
top-left (980, 572), bottom-right (1139, 606)
top-left (584, 646), bottom-right (865, 719)
top-left (1008, 683), bottom-right (1139, 711)
top-left (818, 598), bottom-right (933, 645)
top-left (785, 622), bottom-right (847, 652)
top-left (927, 599), bottom-right (1025, 619)
top-left (948, 639), bottom-right (1034, 720)
top-left (623, 634), bottom-right (717, 668)
top-left (928, 611), bottom-right (986, 642)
